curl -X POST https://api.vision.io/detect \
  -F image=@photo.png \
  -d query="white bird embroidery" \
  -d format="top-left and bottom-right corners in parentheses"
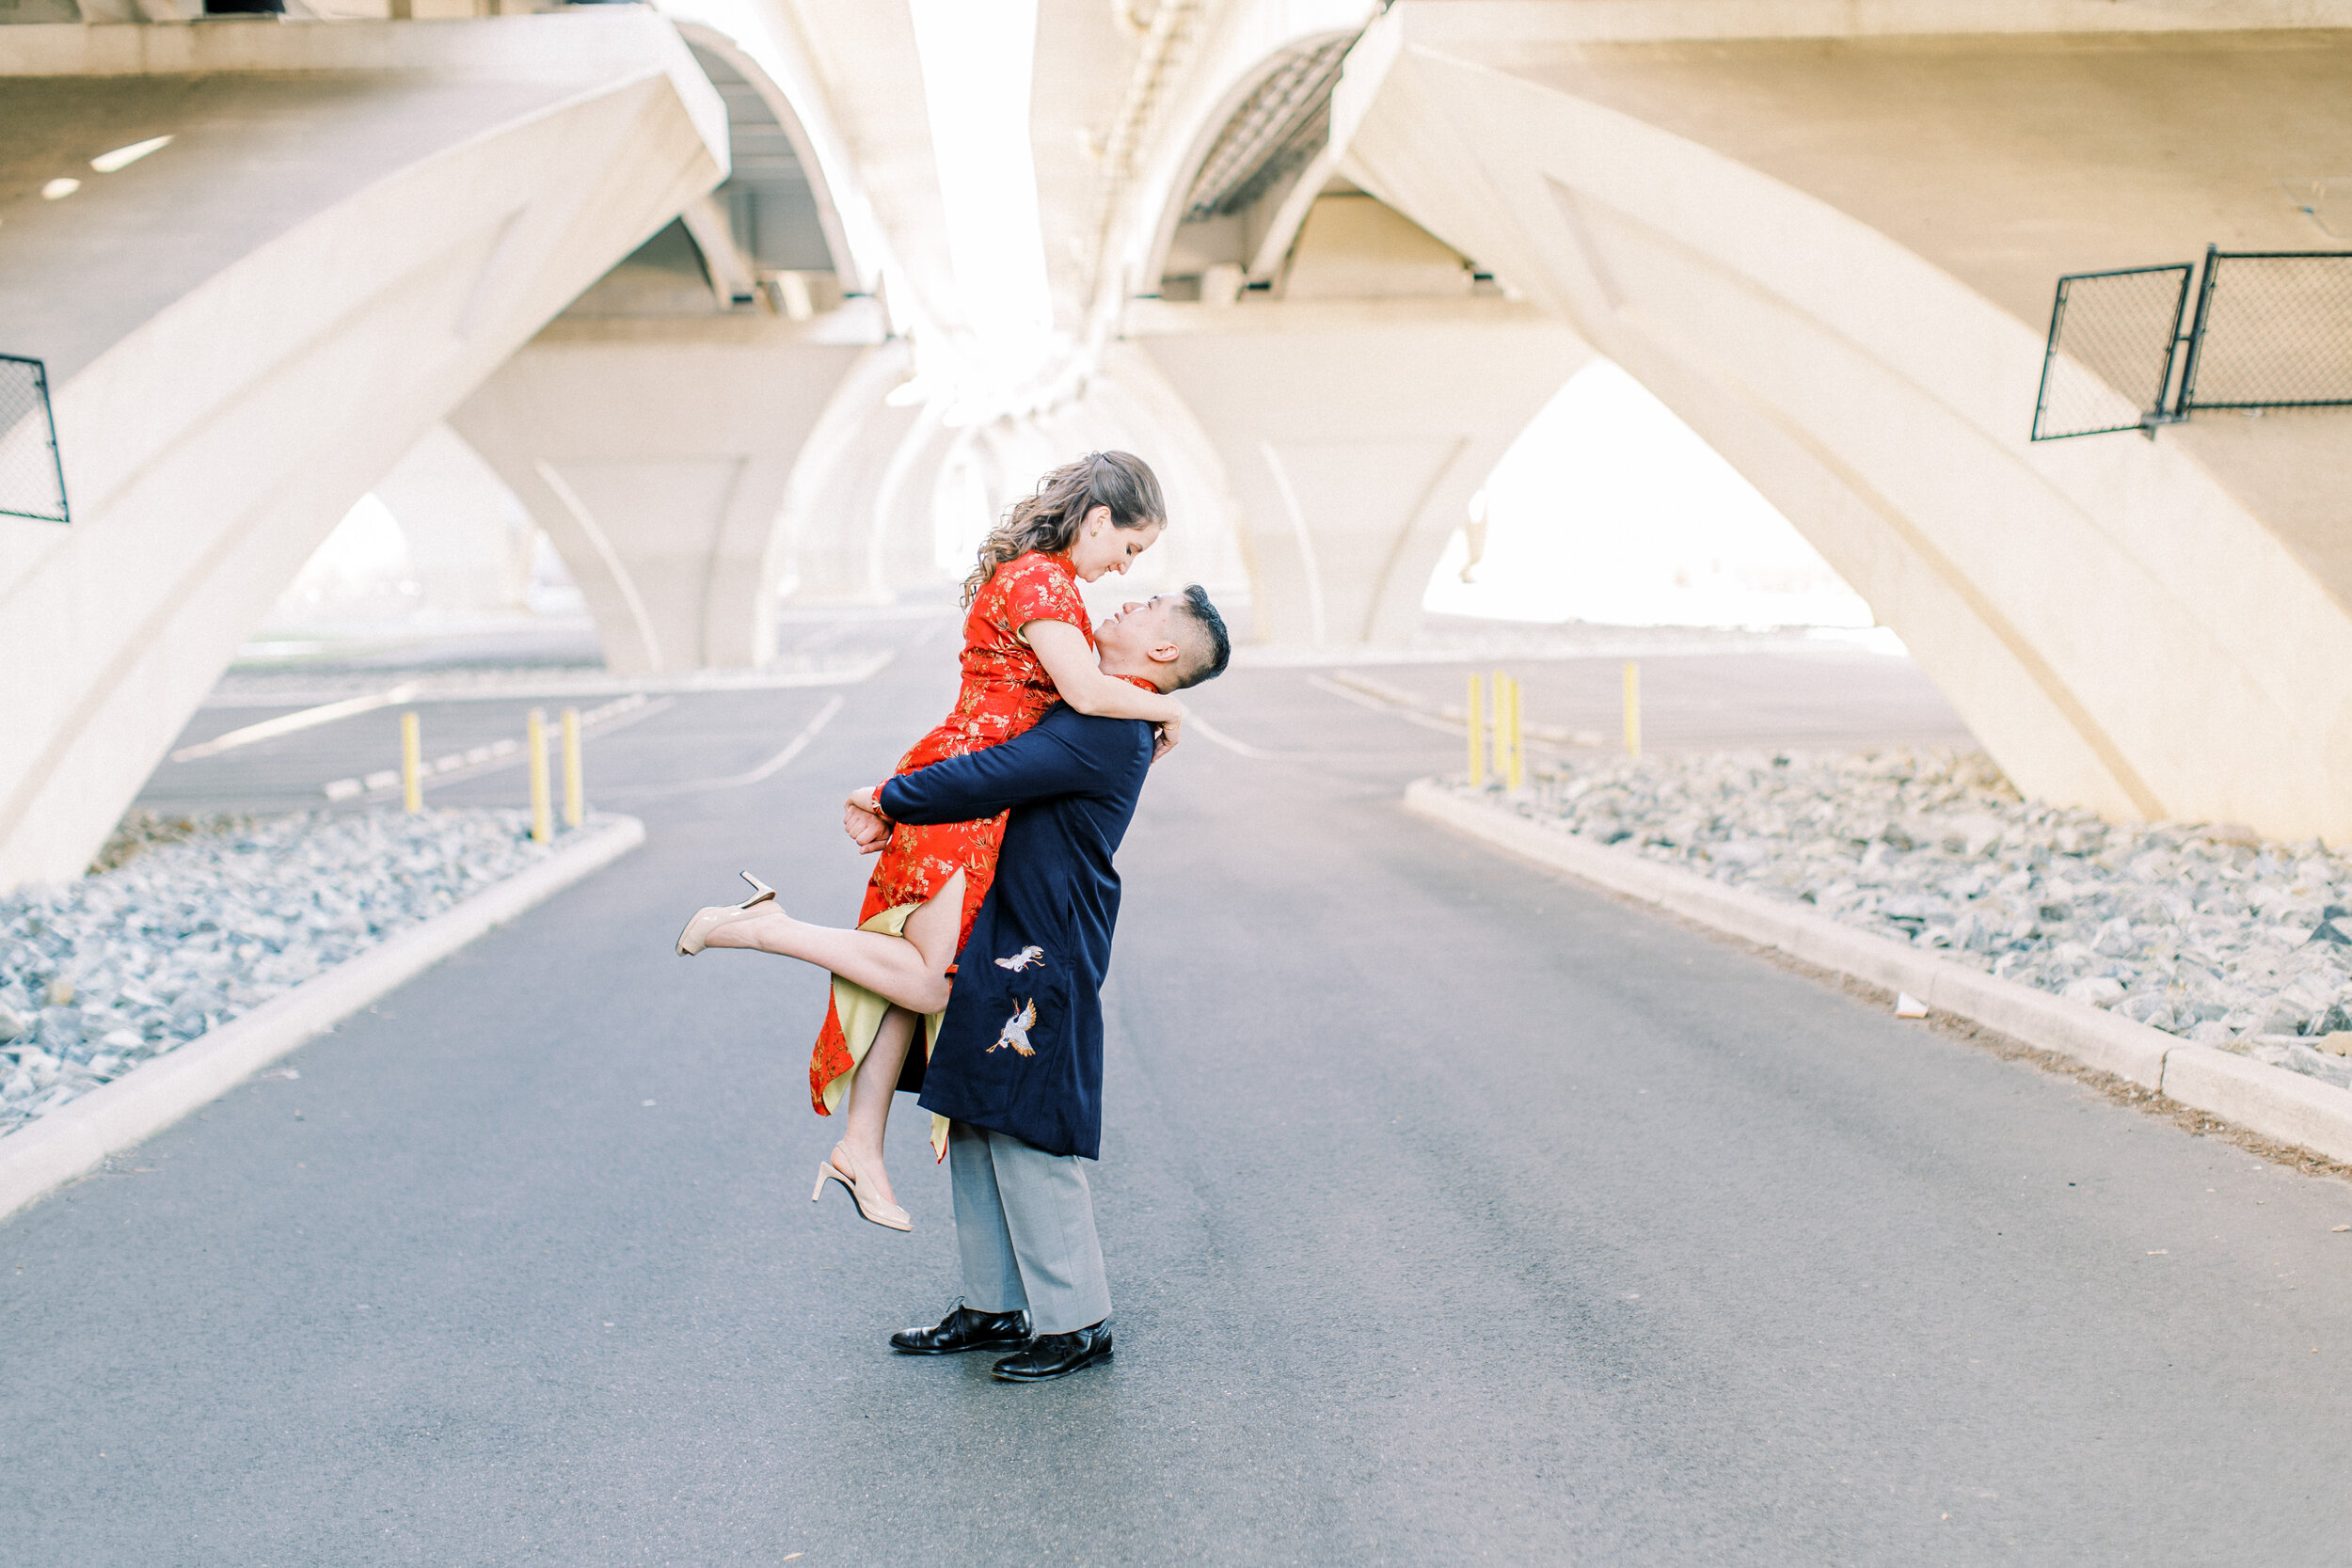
top-left (989, 999), bottom-right (1038, 1056)
top-left (994, 945), bottom-right (1045, 972)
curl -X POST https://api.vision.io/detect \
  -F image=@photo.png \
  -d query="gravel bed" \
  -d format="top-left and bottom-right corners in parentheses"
top-left (0, 809), bottom-right (587, 1139)
top-left (1471, 749), bottom-right (2352, 1090)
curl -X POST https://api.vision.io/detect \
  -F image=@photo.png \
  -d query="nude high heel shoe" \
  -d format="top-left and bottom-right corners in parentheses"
top-left (675, 871), bottom-right (778, 957)
top-left (814, 1155), bottom-right (912, 1232)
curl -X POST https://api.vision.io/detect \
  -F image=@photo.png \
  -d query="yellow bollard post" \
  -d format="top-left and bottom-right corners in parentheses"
top-left (561, 707), bottom-right (583, 830)
top-left (1506, 675), bottom-right (1524, 792)
top-left (527, 708), bottom-right (551, 844)
top-left (400, 711), bottom-right (422, 815)
top-left (1491, 667), bottom-right (1509, 779)
top-left (1466, 673), bottom-right (1486, 786)
top-left (1623, 660), bottom-right (1641, 759)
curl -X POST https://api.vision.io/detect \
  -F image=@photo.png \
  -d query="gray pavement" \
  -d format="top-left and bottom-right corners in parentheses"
top-left (7, 624), bottom-right (2352, 1565)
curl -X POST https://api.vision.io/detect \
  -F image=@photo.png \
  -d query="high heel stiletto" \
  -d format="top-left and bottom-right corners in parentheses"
top-left (814, 1157), bottom-right (912, 1232)
top-left (675, 871), bottom-right (778, 957)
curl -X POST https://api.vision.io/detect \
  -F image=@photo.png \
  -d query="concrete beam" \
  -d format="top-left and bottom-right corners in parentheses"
top-left (0, 15), bottom-right (730, 890)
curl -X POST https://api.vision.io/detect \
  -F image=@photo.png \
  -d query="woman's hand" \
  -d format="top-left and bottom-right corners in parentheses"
top-left (843, 787), bottom-right (890, 854)
top-left (1152, 709), bottom-right (1183, 761)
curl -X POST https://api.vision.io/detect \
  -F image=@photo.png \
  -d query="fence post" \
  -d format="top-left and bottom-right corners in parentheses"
top-left (400, 711), bottom-right (421, 815)
top-left (527, 709), bottom-right (551, 844)
top-left (1467, 673), bottom-right (1485, 787)
top-left (2176, 243), bottom-right (2223, 417)
top-left (561, 707), bottom-right (583, 829)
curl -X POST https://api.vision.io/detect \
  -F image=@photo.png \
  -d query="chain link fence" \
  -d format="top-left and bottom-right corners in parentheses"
top-left (2031, 266), bottom-right (2190, 440)
top-left (2180, 250), bottom-right (2352, 410)
top-left (0, 355), bottom-right (68, 524)
top-left (2031, 248), bottom-right (2352, 440)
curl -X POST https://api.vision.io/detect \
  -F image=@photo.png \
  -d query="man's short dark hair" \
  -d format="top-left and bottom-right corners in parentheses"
top-left (1168, 584), bottom-right (1232, 690)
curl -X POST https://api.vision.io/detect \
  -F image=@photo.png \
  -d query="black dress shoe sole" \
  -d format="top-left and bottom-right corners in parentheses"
top-left (891, 1335), bottom-right (1031, 1355)
top-left (990, 1343), bottom-right (1113, 1382)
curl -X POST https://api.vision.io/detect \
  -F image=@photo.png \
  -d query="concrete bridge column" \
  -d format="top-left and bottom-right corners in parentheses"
top-left (1127, 300), bottom-right (1587, 646)
top-left (768, 338), bottom-right (924, 606)
top-left (0, 15), bottom-right (730, 890)
top-left (450, 307), bottom-right (882, 673)
top-left (1326, 1), bottom-right (2352, 839)
top-left (370, 423), bottom-right (536, 620)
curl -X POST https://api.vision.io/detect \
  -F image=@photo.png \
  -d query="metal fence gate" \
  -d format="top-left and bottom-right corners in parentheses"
top-left (2030, 246), bottom-right (2352, 440)
top-left (0, 355), bottom-right (68, 524)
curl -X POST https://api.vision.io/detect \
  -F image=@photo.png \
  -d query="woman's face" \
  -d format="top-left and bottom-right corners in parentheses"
top-left (1068, 507), bottom-right (1163, 582)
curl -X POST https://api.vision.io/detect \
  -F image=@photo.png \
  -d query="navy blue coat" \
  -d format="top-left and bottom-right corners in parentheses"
top-left (881, 703), bottom-right (1154, 1160)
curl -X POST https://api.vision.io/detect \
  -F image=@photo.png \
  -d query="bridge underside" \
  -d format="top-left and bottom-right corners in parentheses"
top-left (0, 17), bottom-right (729, 887)
top-left (1329, 6), bottom-right (2352, 840)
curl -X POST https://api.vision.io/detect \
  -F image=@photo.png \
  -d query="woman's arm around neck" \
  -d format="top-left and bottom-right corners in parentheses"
top-left (1025, 619), bottom-right (1183, 725)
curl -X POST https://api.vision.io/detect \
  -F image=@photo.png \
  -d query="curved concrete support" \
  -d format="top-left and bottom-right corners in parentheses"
top-left (0, 16), bottom-right (729, 890)
top-left (1333, 3), bottom-right (2352, 839)
top-left (770, 337), bottom-right (926, 605)
top-left (449, 306), bottom-right (882, 673)
top-left (966, 346), bottom-right (1253, 603)
top-left (1128, 297), bottom-right (1589, 644)
top-left (370, 424), bottom-right (537, 621)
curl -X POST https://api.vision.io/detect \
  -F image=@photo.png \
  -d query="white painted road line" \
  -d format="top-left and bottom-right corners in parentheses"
top-left (170, 683), bottom-right (421, 763)
top-left (320, 695), bottom-right (660, 802)
top-left (601, 695), bottom-right (845, 800)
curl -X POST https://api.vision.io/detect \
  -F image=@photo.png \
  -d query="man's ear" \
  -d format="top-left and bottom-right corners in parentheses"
top-left (1146, 640), bottom-right (1181, 667)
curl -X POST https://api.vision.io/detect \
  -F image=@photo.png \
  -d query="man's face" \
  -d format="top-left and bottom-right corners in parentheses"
top-left (1094, 595), bottom-right (1183, 677)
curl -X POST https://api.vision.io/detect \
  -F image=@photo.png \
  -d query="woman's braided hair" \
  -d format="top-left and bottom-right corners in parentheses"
top-left (961, 451), bottom-right (1167, 607)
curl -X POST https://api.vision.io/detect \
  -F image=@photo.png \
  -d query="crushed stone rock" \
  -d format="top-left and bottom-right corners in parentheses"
top-left (1462, 748), bottom-right (2352, 1094)
top-left (1, 809), bottom-right (596, 1140)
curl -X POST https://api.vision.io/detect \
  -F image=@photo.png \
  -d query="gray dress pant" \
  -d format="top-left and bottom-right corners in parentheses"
top-left (947, 1120), bottom-right (1111, 1335)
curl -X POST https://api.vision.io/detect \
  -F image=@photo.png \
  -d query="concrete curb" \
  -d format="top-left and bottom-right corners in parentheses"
top-left (0, 815), bottom-right (646, 1223)
top-left (1405, 781), bottom-right (2352, 1165)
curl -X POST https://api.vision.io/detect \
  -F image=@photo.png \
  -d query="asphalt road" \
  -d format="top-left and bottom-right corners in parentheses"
top-left (7, 625), bottom-right (2351, 1566)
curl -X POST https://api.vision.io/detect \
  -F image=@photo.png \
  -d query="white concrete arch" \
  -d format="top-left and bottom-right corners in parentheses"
top-left (448, 19), bottom-right (910, 673)
top-left (0, 15), bottom-right (730, 891)
top-left (1132, 20), bottom-right (1361, 303)
top-left (1331, 0), bottom-right (2352, 839)
top-left (1109, 1), bottom-right (1589, 647)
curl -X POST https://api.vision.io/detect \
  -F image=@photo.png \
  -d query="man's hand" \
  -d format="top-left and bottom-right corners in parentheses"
top-left (843, 787), bottom-right (891, 854)
top-left (1151, 708), bottom-right (1184, 763)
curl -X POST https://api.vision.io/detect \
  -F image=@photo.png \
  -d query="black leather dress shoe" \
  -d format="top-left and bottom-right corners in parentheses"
top-left (890, 1298), bottom-right (1031, 1355)
top-left (990, 1320), bottom-right (1112, 1382)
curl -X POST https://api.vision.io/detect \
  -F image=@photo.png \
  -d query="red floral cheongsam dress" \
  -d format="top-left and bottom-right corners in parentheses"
top-left (806, 550), bottom-right (1094, 1117)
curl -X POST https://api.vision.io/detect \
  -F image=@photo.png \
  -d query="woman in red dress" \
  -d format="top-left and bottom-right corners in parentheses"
top-left (674, 452), bottom-right (1186, 1228)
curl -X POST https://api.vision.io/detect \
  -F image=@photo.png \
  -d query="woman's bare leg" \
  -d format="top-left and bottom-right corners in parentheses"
top-left (722, 869), bottom-right (962, 1209)
top-left (705, 869), bottom-right (968, 1015)
top-left (832, 1005), bottom-right (917, 1209)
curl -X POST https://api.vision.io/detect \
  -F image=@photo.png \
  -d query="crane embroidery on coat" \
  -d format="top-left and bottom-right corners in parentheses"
top-left (993, 945), bottom-right (1045, 972)
top-left (989, 999), bottom-right (1038, 1057)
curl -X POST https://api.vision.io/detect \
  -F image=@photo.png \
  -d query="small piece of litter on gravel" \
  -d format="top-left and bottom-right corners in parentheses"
top-left (1894, 992), bottom-right (1929, 1019)
top-left (2333, 1225), bottom-right (2349, 1232)
top-left (2147, 1250), bottom-right (2169, 1256)
top-left (642, 1100), bottom-right (656, 1107)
